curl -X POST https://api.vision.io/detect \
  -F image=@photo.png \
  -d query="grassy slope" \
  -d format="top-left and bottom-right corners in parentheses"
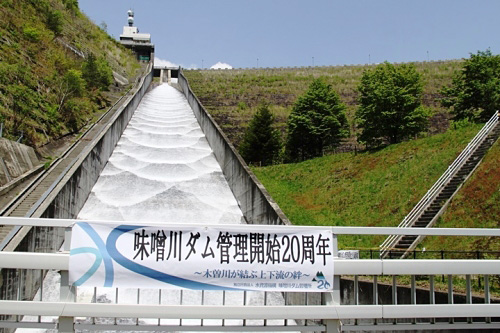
top-left (252, 123), bottom-right (482, 250)
top-left (184, 61), bottom-right (462, 149)
top-left (184, 62), bottom-right (498, 253)
top-left (0, 0), bottom-right (140, 147)
top-left (420, 139), bottom-right (500, 254)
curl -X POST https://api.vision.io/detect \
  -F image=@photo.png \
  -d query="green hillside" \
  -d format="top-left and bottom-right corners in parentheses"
top-left (251, 122), bottom-right (483, 250)
top-left (0, 0), bottom-right (140, 148)
top-left (184, 61), bottom-right (462, 149)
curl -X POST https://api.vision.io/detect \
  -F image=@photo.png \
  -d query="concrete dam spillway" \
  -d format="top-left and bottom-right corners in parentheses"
top-left (19, 83), bottom-right (291, 330)
top-left (77, 84), bottom-right (244, 225)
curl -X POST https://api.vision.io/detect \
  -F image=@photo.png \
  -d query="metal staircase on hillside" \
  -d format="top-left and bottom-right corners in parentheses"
top-left (380, 111), bottom-right (500, 259)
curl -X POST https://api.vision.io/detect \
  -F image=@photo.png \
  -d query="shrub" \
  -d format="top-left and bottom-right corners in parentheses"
top-left (62, 0), bottom-right (79, 15)
top-left (23, 26), bottom-right (41, 42)
top-left (63, 97), bottom-right (94, 132)
top-left (63, 69), bottom-right (85, 97)
top-left (6, 84), bottom-right (39, 131)
top-left (82, 53), bottom-right (113, 90)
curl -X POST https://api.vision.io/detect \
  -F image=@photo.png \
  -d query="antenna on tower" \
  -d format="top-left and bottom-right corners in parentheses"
top-left (127, 9), bottom-right (134, 27)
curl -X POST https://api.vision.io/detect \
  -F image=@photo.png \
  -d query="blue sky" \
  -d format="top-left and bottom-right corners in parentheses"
top-left (79, 0), bottom-right (500, 69)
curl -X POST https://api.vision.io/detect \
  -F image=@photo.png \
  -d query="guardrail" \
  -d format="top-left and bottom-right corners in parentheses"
top-left (380, 111), bottom-right (500, 257)
top-left (0, 217), bottom-right (499, 332)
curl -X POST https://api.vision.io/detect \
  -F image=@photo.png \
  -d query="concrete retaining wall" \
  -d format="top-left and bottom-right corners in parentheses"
top-left (178, 70), bottom-right (290, 227)
top-left (0, 138), bottom-right (39, 186)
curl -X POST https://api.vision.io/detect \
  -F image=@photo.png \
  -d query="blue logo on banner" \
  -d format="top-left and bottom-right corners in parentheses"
top-left (70, 222), bottom-right (239, 290)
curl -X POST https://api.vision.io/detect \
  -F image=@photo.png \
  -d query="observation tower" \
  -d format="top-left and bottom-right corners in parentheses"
top-left (119, 9), bottom-right (154, 61)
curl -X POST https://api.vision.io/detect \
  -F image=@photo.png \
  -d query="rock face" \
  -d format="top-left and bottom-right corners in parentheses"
top-left (0, 138), bottom-right (39, 186)
top-left (113, 71), bottom-right (130, 87)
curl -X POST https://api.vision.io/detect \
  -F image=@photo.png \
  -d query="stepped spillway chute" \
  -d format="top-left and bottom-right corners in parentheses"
top-left (78, 84), bottom-right (244, 225)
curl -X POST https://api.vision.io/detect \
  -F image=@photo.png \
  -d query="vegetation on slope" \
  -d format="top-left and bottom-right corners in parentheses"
top-left (184, 61), bottom-right (462, 149)
top-left (251, 122), bottom-right (482, 250)
top-left (442, 49), bottom-right (500, 122)
top-left (356, 62), bottom-right (429, 147)
top-left (0, 0), bottom-right (140, 147)
top-left (285, 79), bottom-right (349, 162)
top-left (239, 104), bottom-right (282, 166)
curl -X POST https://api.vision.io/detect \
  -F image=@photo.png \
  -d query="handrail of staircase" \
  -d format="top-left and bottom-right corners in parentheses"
top-left (380, 111), bottom-right (499, 256)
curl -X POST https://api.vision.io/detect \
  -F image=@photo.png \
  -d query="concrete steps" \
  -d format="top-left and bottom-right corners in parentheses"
top-left (387, 119), bottom-right (500, 258)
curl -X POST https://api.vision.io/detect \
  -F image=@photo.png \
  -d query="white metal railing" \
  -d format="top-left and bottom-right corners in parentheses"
top-left (380, 111), bottom-right (500, 257)
top-left (0, 217), bottom-right (499, 332)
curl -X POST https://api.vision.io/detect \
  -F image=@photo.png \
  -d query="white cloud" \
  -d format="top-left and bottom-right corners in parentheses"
top-left (210, 62), bottom-right (233, 70)
top-left (154, 57), bottom-right (232, 70)
top-left (154, 57), bottom-right (179, 68)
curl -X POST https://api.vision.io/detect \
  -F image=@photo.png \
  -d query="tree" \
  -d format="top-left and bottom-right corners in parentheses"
top-left (285, 79), bottom-right (349, 162)
top-left (239, 104), bottom-right (282, 166)
top-left (6, 84), bottom-right (39, 134)
top-left (47, 10), bottom-right (63, 36)
top-left (82, 53), bottom-right (113, 91)
top-left (57, 69), bottom-right (85, 112)
top-left (62, 0), bottom-right (79, 15)
top-left (441, 50), bottom-right (500, 122)
top-left (356, 62), bottom-right (429, 147)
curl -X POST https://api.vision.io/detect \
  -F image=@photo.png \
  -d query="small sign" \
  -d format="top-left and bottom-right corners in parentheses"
top-left (338, 250), bottom-right (359, 260)
top-left (69, 222), bottom-right (334, 292)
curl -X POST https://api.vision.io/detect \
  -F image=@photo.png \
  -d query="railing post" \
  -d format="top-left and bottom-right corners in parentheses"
top-left (325, 319), bottom-right (342, 333)
top-left (59, 226), bottom-right (75, 332)
top-left (59, 270), bottom-right (75, 332)
top-left (323, 233), bottom-right (341, 333)
top-left (485, 275), bottom-right (491, 323)
top-left (448, 274), bottom-right (454, 324)
top-left (59, 316), bottom-right (75, 333)
top-left (429, 275), bottom-right (436, 324)
top-left (466, 274), bottom-right (472, 324)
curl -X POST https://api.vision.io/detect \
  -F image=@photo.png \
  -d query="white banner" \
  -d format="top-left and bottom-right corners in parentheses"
top-left (69, 222), bottom-right (334, 292)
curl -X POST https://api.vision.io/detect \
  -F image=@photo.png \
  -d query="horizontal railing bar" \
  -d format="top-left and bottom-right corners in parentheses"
top-left (381, 259), bottom-right (500, 275)
top-left (1, 302), bottom-right (500, 320)
top-left (2, 253), bottom-right (500, 275)
top-left (0, 252), bottom-right (68, 270)
top-left (330, 227), bottom-right (500, 236)
top-left (0, 322), bottom-right (57, 329)
top-left (0, 302), bottom-right (381, 319)
top-left (383, 304), bottom-right (500, 318)
top-left (336, 260), bottom-right (383, 275)
top-left (76, 324), bottom-right (325, 332)
top-left (343, 323), bottom-right (500, 331)
top-left (1, 217), bottom-right (500, 236)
